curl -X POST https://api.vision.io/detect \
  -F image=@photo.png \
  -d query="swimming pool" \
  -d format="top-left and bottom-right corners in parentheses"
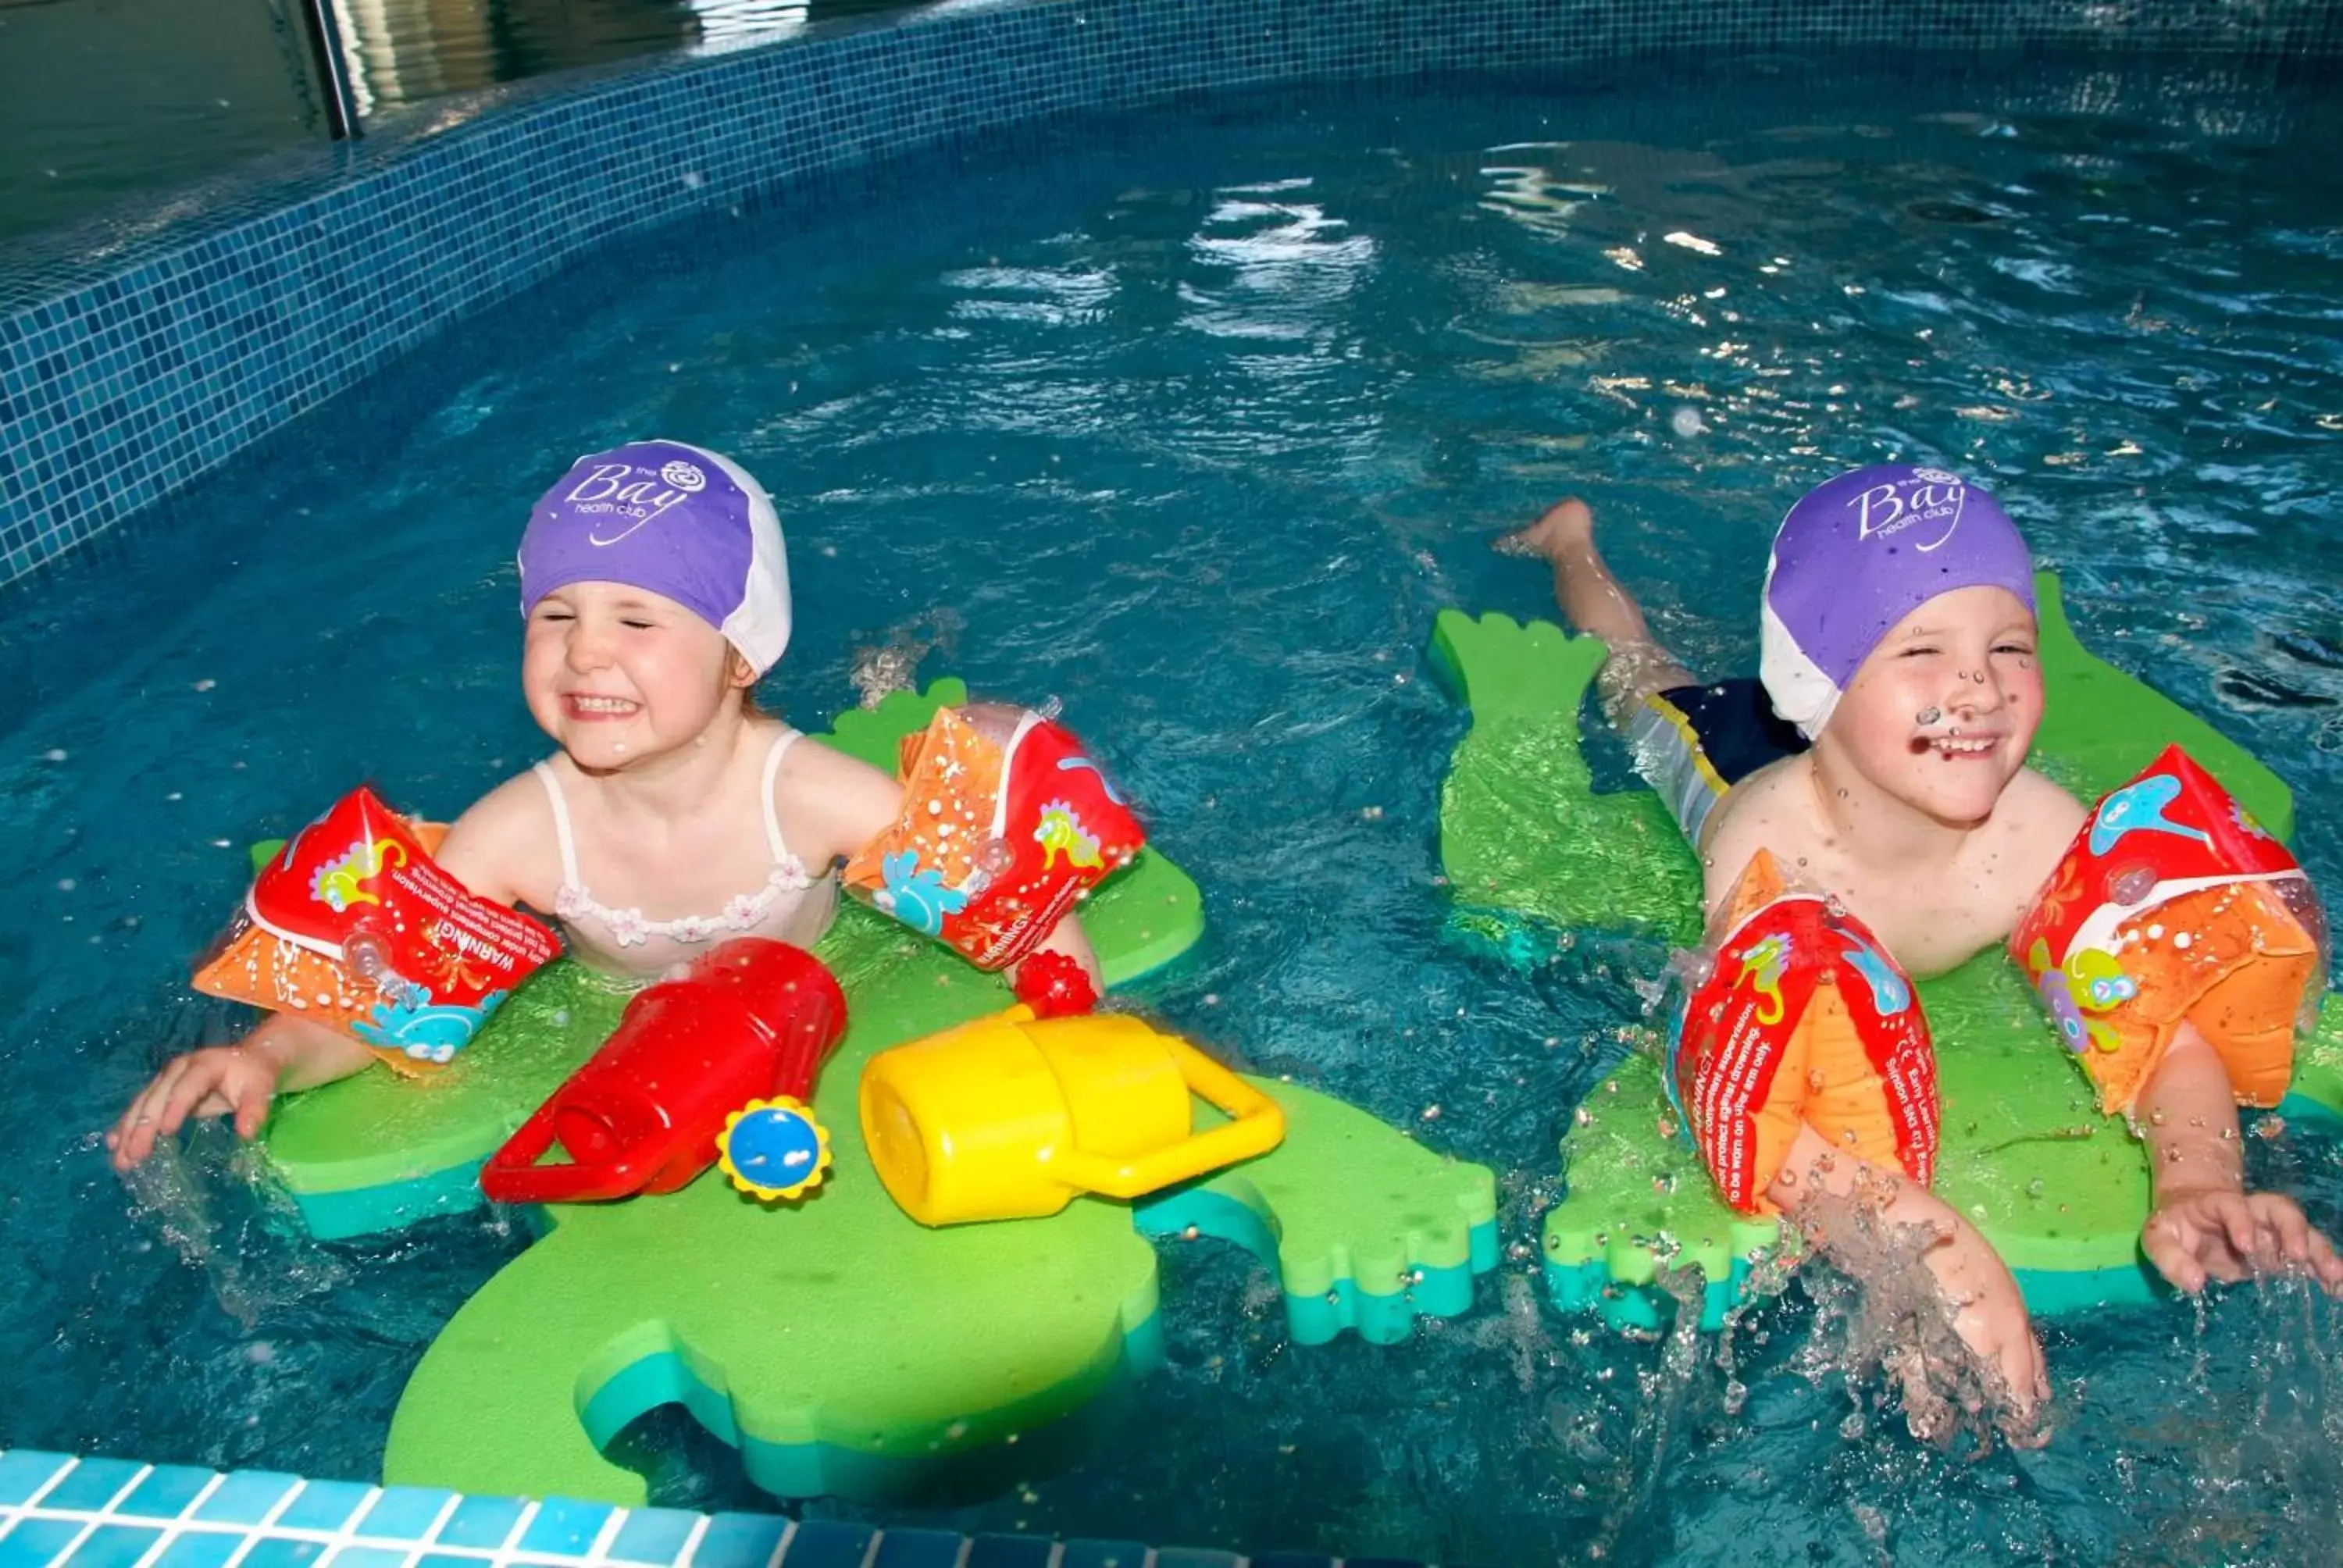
top-left (5, 2), bottom-right (2343, 1563)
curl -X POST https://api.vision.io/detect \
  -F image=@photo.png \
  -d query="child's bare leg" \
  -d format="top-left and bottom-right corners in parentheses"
top-left (1496, 497), bottom-right (1693, 716)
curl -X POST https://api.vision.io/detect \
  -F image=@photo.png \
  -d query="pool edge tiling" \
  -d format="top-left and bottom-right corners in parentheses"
top-left (5, 0), bottom-right (2343, 587)
top-left (0, 1450), bottom-right (1384, 1568)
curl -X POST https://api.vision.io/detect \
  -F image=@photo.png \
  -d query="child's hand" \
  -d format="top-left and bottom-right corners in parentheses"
top-left (2143, 1188), bottom-right (2343, 1295)
top-left (106, 1042), bottom-right (286, 1171)
top-left (1937, 1260), bottom-right (2051, 1445)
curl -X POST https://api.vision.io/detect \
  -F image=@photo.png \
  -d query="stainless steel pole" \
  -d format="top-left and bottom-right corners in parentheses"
top-left (293, 0), bottom-right (362, 140)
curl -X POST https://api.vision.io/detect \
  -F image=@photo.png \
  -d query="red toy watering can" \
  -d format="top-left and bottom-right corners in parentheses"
top-left (480, 939), bottom-right (847, 1205)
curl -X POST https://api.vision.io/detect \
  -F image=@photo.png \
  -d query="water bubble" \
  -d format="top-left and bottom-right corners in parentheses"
top-left (42, 749), bottom-right (66, 762)
top-left (1916, 707), bottom-right (1942, 726)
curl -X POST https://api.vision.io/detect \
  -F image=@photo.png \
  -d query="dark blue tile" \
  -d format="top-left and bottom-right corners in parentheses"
top-left (1057, 1544), bottom-right (1150, 1568)
top-left (775, 1520), bottom-right (872, 1568)
top-left (964, 1537), bottom-right (1054, 1568)
top-left (869, 1530), bottom-right (965, 1568)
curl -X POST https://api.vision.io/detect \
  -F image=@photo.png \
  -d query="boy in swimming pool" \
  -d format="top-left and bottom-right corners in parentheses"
top-left (107, 440), bottom-right (1099, 1170)
top-left (1502, 465), bottom-right (2343, 1420)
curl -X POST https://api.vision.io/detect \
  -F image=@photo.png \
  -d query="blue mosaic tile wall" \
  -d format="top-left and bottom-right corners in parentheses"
top-left (0, 1451), bottom-right (1366, 1568)
top-left (2, 0), bottom-right (2341, 586)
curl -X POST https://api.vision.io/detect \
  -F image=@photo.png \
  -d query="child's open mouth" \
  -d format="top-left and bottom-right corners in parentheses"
top-left (1921, 732), bottom-right (2002, 758)
top-left (564, 693), bottom-right (640, 720)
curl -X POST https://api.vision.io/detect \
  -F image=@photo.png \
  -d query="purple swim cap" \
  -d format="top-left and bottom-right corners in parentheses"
top-left (517, 440), bottom-right (792, 675)
top-left (1759, 464), bottom-right (2035, 739)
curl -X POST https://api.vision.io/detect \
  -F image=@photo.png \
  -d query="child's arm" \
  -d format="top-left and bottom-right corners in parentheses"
top-left (107, 786), bottom-right (540, 1171)
top-left (2136, 1023), bottom-right (2343, 1294)
top-left (1771, 1124), bottom-right (2048, 1432)
top-left (106, 1014), bottom-right (375, 1171)
top-left (785, 739), bottom-right (1101, 986)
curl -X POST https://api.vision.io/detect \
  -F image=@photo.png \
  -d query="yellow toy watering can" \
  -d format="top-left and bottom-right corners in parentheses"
top-left (859, 1005), bottom-right (1286, 1226)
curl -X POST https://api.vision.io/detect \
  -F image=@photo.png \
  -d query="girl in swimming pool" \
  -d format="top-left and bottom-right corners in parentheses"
top-left (107, 440), bottom-right (1097, 1170)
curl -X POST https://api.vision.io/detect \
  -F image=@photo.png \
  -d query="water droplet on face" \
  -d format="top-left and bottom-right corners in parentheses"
top-left (1916, 707), bottom-right (1942, 726)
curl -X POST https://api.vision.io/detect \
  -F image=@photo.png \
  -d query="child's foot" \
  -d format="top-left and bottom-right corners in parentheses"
top-left (1492, 497), bottom-right (1595, 561)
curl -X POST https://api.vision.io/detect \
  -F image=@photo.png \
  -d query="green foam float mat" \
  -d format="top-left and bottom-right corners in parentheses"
top-left (1429, 575), bottom-right (2343, 1331)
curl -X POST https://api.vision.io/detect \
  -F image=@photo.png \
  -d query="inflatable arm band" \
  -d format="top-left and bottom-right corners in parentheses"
top-left (192, 786), bottom-right (561, 1074)
top-left (1667, 850), bottom-right (1941, 1215)
top-left (845, 704), bottom-right (1144, 971)
top-left (2013, 745), bottom-right (2327, 1117)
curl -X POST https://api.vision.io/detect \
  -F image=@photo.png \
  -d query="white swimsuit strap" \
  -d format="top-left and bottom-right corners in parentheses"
top-left (761, 728), bottom-right (804, 867)
top-left (532, 761), bottom-right (587, 892)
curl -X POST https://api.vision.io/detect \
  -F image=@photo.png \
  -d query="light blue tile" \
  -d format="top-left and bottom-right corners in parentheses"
top-left (516, 1499), bottom-right (612, 1557)
top-left (57, 1525), bottom-right (162, 1568)
top-left (152, 1532), bottom-right (242, 1568)
top-left (689, 1515), bottom-right (786, 1568)
top-left (607, 1509), bottom-right (698, 1565)
top-left (0, 1517), bottom-right (85, 1568)
top-left (0, 1454), bottom-right (73, 1508)
top-left (115, 1467), bottom-right (218, 1522)
top-left (235, 1539), bottom-right (326, 1568)
top-left (323, 1548), bottom-right (411, 1568)
top-left (276, 1482), bottom-right (374, 1534)
top-left (351, 1487), bottom-right (454, 1542)
top-left (190, 1473), bottom-right (301, 1527)
top-left (42, 1460), bottom-right (146, 1513)
top-left (431, 1496), bottom-right (525, 1551)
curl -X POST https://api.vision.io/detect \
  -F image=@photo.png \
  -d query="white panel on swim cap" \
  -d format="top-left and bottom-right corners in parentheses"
top-left (1759, 571), bottom-right (1839, 742)
top-left (699, 446), bottom-right (793, 676)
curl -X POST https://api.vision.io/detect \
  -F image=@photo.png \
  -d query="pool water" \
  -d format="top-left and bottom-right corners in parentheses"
top-left (6, 48), bottom-right (2343, 1566)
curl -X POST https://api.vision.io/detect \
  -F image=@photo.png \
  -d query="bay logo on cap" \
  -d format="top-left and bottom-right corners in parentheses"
top-left (1759, 462), bottom-right (2036, 741)
top-left (519, 439), bottom-right (794, 676)
top-left (1851, 467), bottom-right (1967, 551)
top-left (562, 457), bottom-right (711, 547)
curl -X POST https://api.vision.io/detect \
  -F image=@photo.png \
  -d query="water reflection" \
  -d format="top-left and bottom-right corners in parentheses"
top-left (333, 0), bottom-right (918, 112)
